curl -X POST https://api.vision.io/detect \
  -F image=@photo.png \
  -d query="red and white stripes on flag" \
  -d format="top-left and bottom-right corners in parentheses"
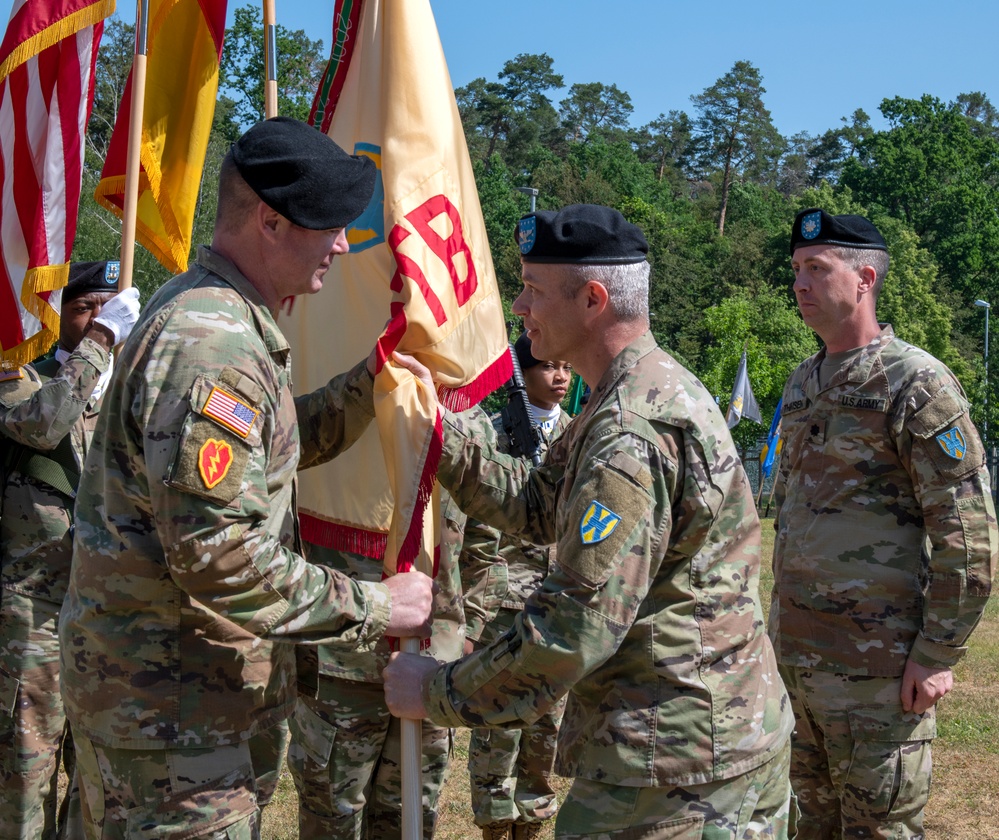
top-left (0, 0), bottom-right (114, 368)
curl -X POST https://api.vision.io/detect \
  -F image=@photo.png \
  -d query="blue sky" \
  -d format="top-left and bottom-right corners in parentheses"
top-left (276, 0), bottom-right (997, 138)
top-left (9, 0), bottom-right (995, 138)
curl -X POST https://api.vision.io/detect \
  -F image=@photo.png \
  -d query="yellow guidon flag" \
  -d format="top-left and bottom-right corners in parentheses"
top-left (94, 0), bottom-right (227, 274)
top-left (281, 0), bottom-right (511, 578)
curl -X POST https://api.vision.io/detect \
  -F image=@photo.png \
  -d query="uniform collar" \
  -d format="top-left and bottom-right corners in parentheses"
top-left (195, 246), bottom-right (290, 359)
top-left (585, 330), bottom-right (658, 413)
top-left (808, 323), bottom-right (894, 390)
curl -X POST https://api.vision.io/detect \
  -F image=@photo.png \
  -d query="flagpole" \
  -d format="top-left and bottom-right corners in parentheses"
top-left (118, 0), bottom-right (151, 291)
top-left (400, 503), bottom-right (433, 840)
top-left (764, 452), bottom-right (781, 517)
top-left (263, 0), bottom-right (278, 118)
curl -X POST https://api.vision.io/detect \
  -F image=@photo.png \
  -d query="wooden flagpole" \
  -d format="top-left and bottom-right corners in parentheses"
top-left (399, 497), bottom-right (434, 839)
top-left (263, 0), bottom-right (278, 118)
top-left (118, 0), bottom-right (151, 291)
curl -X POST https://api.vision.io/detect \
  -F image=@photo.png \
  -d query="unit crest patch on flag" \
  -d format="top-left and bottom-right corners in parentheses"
top-left (580, 501), bottom-right (622, 545)
top-left (936, 427), bottom-right (966, 460)
top-left (347, 143), bottom-right (385, 252)
top-left (202, 386), bottom-right (258, 438)
top-left (198, 438), bottom-right (234, 489)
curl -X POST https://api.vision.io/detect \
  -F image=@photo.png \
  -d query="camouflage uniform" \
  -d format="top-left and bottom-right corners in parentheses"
top-left (289, 487), bottom-right (467, 840)
top-left (59, 247), bottom-right (397, 839)
top-left (461, 407), bottom-right (570, 834)
top-left (429, 332), bottom-right (794, 838)
top-left (0, 337), bottom-right (110, 840)
top-left (771, 324), bottom-right (997, 839)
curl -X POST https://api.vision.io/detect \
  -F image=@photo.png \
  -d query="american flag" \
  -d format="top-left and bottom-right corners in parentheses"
top-left (202, 387), bottom-right (258, 438)
top-left (0, 0), bottom-right (114, 368)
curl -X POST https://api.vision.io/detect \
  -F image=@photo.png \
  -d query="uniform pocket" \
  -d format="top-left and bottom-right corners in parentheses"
top-left (0, 665), bottom-right (19, 716)
top-left (124, 760), bottom-right (258, 838)
top-left (289, 697), bottom-right (337, 769)
top-left (844, 706), bottom-right (935, 821)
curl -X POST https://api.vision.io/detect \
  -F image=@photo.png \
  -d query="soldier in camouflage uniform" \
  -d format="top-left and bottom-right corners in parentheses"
top-left (385, 204), bottom-right (795, 839)
top-left (461, 332), bottom-right (571, 840)
top-left (0, 261), bottom-right (139, 840)
top-left (288, 485), bottom-right (468, 839)
top-left (772, 208), bottom-right (997, 839)
top-left (57, 117), bottom-right (435, 840)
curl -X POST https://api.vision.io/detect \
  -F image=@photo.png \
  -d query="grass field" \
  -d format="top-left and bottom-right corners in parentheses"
top-left (253, 518), bottom-right (999, 838)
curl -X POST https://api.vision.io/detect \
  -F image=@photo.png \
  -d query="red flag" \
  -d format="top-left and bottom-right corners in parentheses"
top-left (0, 0), bottom-right (114, 367)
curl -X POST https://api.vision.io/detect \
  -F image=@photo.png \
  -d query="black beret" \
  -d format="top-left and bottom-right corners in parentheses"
top-left (230, 116), bottom-right (376, 230)
top-left (516, 204), bottom-right (649, 265)
top-left (63, 260), bottom-right (120, 304)
top-left (513, 331), bottom-right (541, 370)
top-left (790, 208), bottom-right (887, 254)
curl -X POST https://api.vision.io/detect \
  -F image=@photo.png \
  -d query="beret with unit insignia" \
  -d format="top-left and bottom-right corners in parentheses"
top-left (790, 207), bottom-right (887, 255)
top-left (516, 204), bottom-right (649, 265)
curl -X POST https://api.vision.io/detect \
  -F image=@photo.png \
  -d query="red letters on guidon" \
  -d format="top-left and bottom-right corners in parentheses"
top-left (389, 194), bottom-right (479, 327)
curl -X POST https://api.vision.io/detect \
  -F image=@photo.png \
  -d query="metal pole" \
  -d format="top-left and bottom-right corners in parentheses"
top-left (516, 186), bottom-right (538, 213)
top-left (976, 300), bottom-right (991, 444)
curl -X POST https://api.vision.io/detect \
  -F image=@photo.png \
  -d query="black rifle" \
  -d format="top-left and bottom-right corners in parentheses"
top-left (503, 338), bottom-right (543, 467)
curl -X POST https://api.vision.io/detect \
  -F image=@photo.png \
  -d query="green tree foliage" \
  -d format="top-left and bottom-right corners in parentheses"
top-left (220, 5), bottom-right (326, 127)
top-left (690, 60), bottom-right (785, 235)
top-left (455, 53), bottom-right (563, 170)
top-left (698, 290), bottom-right (817, 448)
top-left (87, 16), bottom-right (133, 163)
top-left (559, 82), bottom-right (633, 144)
top-left (634, 110), bottom-right (695, 196)
top-left (842, 95), bottom-right (999, 308)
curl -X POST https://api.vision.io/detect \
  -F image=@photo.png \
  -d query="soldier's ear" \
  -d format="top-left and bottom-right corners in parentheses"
top-left (857, 264), bottom-right (878, 294)
top-left (581, 279), bottom-right (610, 314)
top-left (256, 200), bottom-right (282, 241)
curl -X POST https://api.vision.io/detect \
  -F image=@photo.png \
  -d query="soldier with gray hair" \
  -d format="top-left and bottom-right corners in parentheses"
top-left (384, 203), bottom-right (795, 838)
top-left (772, 207), bottom-right (996, 838)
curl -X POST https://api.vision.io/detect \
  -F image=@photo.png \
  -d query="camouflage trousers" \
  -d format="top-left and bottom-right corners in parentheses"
top-left (288, 676), bottom-right (452, 839)
top-left (467, 702), bottom-right (563, 828)
top-left (780, 666), bottom-right (935, 840)
top-left (553, 736), bottom-right (794, 839)
top-left (468, 611), bottom-right (565, 829)
top-left (0, 590), bottom-right (80, 840)
top-left (72, 722), bottom-right (288, 839)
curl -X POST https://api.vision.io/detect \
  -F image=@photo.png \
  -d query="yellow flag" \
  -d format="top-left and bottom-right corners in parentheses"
top-left (281, 0), bottom-right (510, 576)
top-left (94, 0), bottom-right (226, 274)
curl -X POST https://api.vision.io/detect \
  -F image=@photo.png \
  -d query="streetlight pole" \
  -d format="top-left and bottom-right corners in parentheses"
top-left (516, 186), bottom-right (538, 213)
top-left (976, 299), bottom-right (990, 445)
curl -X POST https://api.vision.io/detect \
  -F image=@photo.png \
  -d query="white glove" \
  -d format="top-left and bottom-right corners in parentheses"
top-left (94, 286), bottom-right (141, 345)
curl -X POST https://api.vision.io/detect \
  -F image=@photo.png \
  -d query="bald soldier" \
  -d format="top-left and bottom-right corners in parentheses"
top-left (772, 208), bottom-right (996, 838)
top-left (385, 204), bottom-right (794, 839)
top-left (58, 117), bottom-right (435, 839)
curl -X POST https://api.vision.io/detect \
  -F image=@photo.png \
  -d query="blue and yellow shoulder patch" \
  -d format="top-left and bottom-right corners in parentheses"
top-left (0, 367), bottom-right (24, 382)
top-left (936, 427), bottom-right (966, 460)
top-left (579, 501), bottom-right (621, 545)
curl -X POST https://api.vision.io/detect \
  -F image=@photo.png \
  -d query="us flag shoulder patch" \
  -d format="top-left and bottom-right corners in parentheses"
top-left (202, 386), bottom-right (258, 438)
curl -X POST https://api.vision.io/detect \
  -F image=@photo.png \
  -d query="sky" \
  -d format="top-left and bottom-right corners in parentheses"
top-left (7, 0), bottom-right (995, 139)
top-left (272, 0), bottom-right (997, 138)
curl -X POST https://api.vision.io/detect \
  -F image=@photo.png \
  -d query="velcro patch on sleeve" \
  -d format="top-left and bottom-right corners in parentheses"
top-left (169, 415), bottom-right (250, 505)
top-left (909, 387), bottom-right (982, 480)
top-left (201, 385), bottom-right (259, 439)
top-left (559, 460), bottom-right (652, 589)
